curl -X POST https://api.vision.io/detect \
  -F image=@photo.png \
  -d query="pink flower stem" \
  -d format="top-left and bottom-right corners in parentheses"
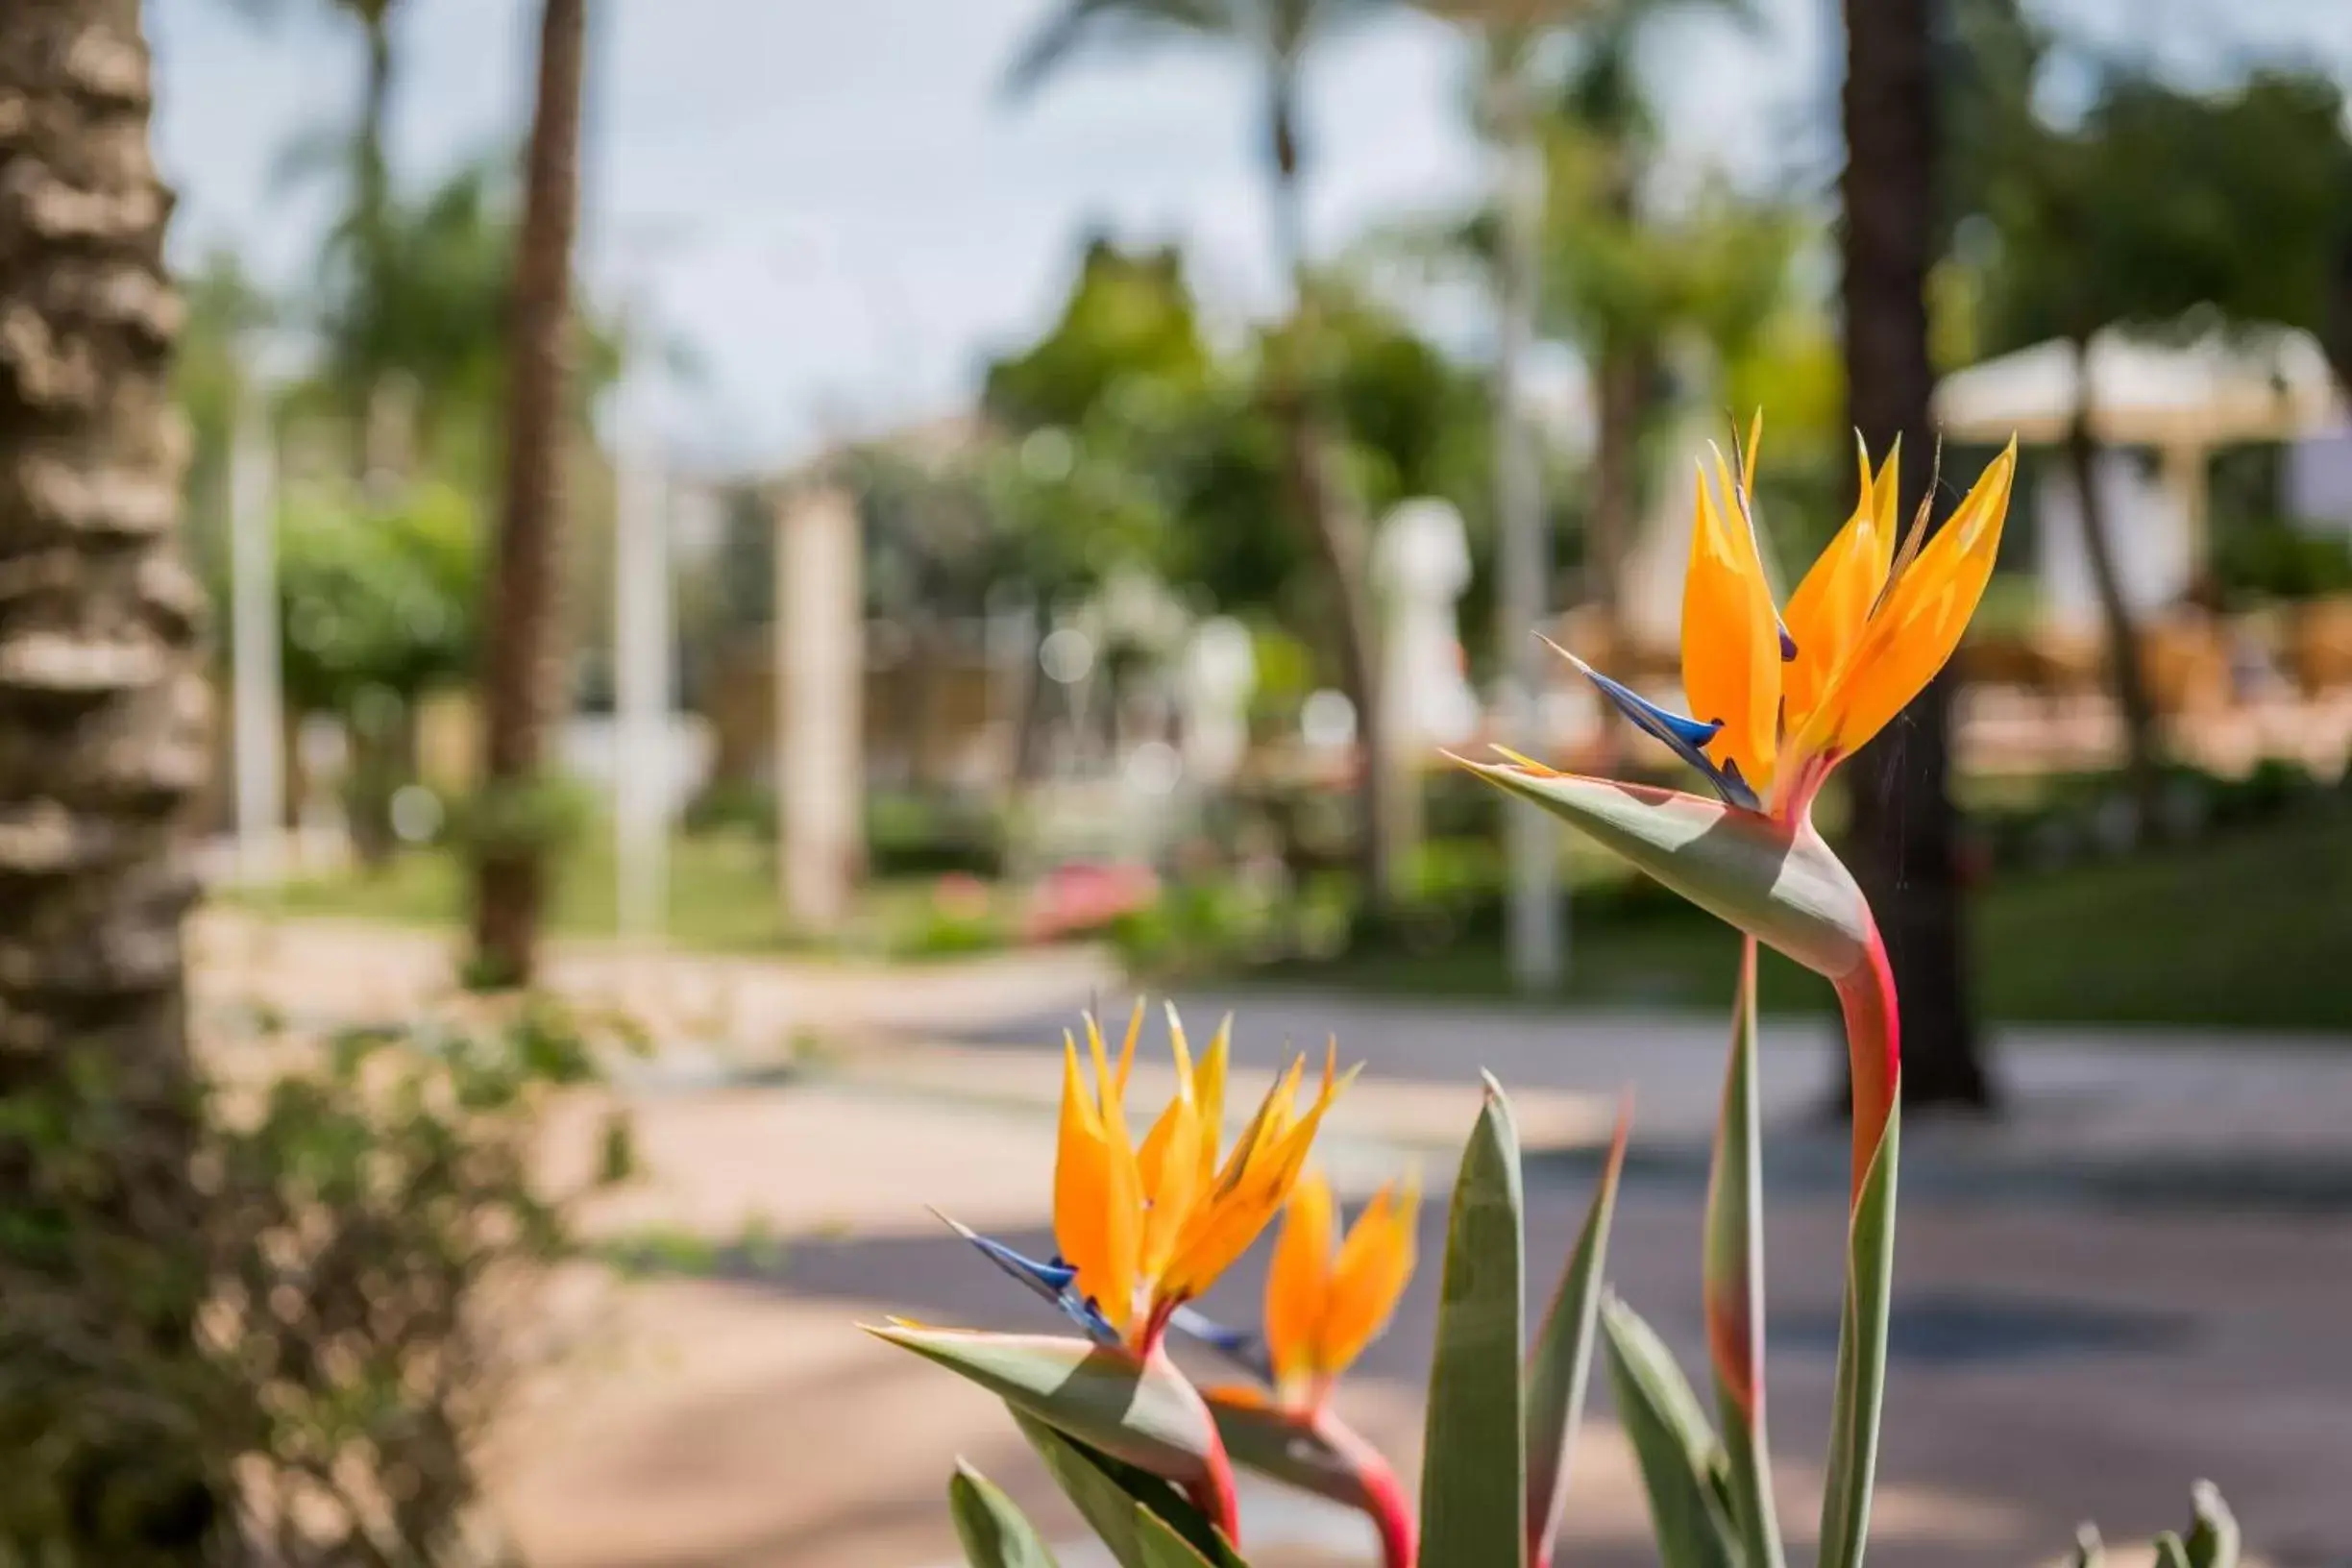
top-left (1315, 1408), bottom-right (1418, 1568)
top-left (1832, 927), bottom-right (1901, 1209)
top-left (1150, 1338), bottom-right (1241, 1545)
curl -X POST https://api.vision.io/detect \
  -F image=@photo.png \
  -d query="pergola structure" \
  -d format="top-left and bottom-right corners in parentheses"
top-left (1931, 325), bottom-right (2344, 567)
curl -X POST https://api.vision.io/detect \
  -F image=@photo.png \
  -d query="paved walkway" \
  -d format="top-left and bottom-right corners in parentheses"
top-left (195, 915), bottom-right (2352, 1567)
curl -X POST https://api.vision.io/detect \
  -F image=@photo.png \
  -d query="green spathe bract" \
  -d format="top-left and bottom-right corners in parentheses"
top-left (1458, 763), bottom-right (1874, 981)
top-left (870, 1327), bottom-right (1219, 1485)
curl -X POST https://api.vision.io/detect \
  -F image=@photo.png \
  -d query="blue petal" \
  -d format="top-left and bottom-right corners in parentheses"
top-left (1563, 653), bottom-right (1762, 811)
top-left (1779, 625), bottom-right (1799, 662)
top-left (1170, 1305), bottom-right (1273, 1384)
top-left (936, 1213), bottom-right (1119, 1345)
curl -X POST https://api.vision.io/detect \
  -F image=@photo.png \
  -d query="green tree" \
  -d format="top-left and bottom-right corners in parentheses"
top-left (1531, 0), bottom-right (1773, 609)
top-left (473, 0), bottom-right (588, 987)
top-left (0, 0), bottom-right (233, 1552)
top-left (1009, 0), bottom-right (1403, 906)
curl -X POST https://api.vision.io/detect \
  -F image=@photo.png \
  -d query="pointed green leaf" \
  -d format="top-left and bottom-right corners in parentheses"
top-left (1600, 1295), bottom-right (1740, 1568)
top-left (1460, 765), bottom-right (1872, 980)
top-left (1525, 1097), bottom-right (1631, 1568)
top-left (1420, 1075), bottom-right (1528, 1568)
top-left (1137, 1510), bottom-right (1226, 1568)
top-left (1816, 1098), bottom-right (1901, 1568)
top-left (2067, 1524), bottom-right (2105, 1568)
top-left (1205, 1395), bottom-right (1377, 1513)
top-left (2185, 1482), bottom-right (2239, 1568)
top-left (1705, 940), bottom-right (1787, 1568)
top-left (1011, 1409), bottom-right (1249, 1568)
top-left (949, 1462), bottom-right (1062, 1568)
top-left (870, 1327), bottom-right (1215, 1484)
top-left (2153, 1533), bottom-right (2193, 1568)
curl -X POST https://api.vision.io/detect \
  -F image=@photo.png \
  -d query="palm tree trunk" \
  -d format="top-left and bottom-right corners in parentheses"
top-left (1837, 0), bottom-right (1994, 1111)
top-left (2064, 340), bottom-right (2163, 822)
top-left (1587, 338), bottom-right (1642, 612)
top-left (472, 0), bottom-right (587, 987)
top-left (2320, 224), bottom-right (2352, 418)
top-left (0, 0), bottom-right (227, 1549)
top-left (1262, 73), bottom-right (1393, 914)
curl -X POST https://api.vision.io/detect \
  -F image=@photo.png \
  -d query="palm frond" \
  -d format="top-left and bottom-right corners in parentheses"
top-left (1002, 0), bottom-right (1241, 100)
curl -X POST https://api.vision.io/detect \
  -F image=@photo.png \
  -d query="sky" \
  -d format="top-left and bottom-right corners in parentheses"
top-left (149, 0), bottom-right (2352, 473)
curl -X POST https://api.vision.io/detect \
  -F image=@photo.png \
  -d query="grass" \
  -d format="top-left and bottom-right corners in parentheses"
top-left (227, 811), bottom-right (2352, 1033)
top-left (224, 831), bottom-right (935, 955)
top-left (1262, 809), bottom-right (2352, 1033)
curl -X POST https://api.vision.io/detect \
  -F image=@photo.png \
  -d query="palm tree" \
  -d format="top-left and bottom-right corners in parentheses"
top-left (471, 0), bottom-right (588, 987)
top-left (1838, 0), bottom-right (1994, 1108)
top-left (0, 0), bottom-right (229, 1550)
top-left (1008, 0), bottom-right (1401, 907)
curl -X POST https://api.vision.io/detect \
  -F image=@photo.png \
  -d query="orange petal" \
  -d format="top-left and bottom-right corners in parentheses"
top-left (1320, 1172), bottom-right (1421, 1376)
top-left (1782, 438), bottom-right (1896, 726)
top-left (1188, 1011), bottom-right (1231, 1191)
top-left (1265, 1169), bottom-right (1335, 1392)
top-left (1823, 440), bottom-right (2016, 756)
top-left (1164, 1050), bottom-right (1351, 1301)
top-left (1680, 462), bottom-right (1781, 790)
top-left (1086, 1017), bottom-right (1143, 1332)
top-left (1054, 1035), bottom-right (1121, 1330)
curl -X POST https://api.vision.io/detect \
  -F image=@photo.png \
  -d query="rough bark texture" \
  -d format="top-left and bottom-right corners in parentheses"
top-left (2322, 225), bottom-right (2352, 427)
top-left (1837, 0), bottom-right (1994, 1111)
top-left (1586, 340), bottom-right (1643, 612)
top-left (0, 0), bottom-right (224, 1549)
top-left (1264, 80), bottom-right (1392, 911)
top-left (471, 0), bottom-right (585, 987)
top-left (2063, 350), bottom-right (2162, 822)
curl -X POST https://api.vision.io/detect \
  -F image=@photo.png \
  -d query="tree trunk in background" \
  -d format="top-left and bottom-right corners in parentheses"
top-left (472, 0), bottom-right (586, 987)
top-left (2064, 347), bottom-right (2163, 824)
top-left (2321, 223), bottom-right (2352, 417)
top-left (1264, 75), bottom-right (1392, 913)
top-left (1838, 0), bottom-right (1994, 1111)
top-left (1587, 338), bottom-right (1643, 613)
top-left (0, 0), bottom-right (226, 1549)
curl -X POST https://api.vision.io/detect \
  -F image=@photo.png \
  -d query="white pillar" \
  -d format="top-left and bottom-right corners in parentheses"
top-left (613, 420), bottom-right (672, 943)
top-left (230, 390), bottom-right (284, 887)
top-left (2162, 441), bottom-right (2209, 576)
top-left (1489, 49), bottom-right (1561, 992)
top-left (776, 485), bottom-right (863, 930)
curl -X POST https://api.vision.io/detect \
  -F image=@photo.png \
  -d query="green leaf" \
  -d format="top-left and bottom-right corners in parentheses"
top-left (869, 1327), bottom-right (1217, 1484)
top-left (2185, 1482), bottom-right (2240, 1568)
top-left (1458, 764), bottom-right (1873, 980)
top-left (1524, 1097), bottom-right (1630, 1567)
top-left (2153, 1532), bottom-right (2193, 1568)
top-left (2067, 1524), bottom-right (2106, 1568)
top-left (1138, 1510), bottom-right (1225, 1568)
top-left (1704, 940), bottom-right (1786, 1568)
top-left (1012, 1409), bottom-right (1249, 1568)
top-left (1599, 1295), bottom-right (1740, 1568)
top-left (1205, 1395), bottom-right (1377, 1513)
top-left (948, 1462), bottom-right (1062, 1568)
top-left (1419, 1075), bottom-right (1529, 1568)
top-left (1816, 1098), bottom-right (1901, 1568)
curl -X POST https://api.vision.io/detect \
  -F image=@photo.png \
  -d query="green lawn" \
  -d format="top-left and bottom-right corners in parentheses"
top-left (228, 811), bottom-right (2352, 1033)
top-left (1265, 809), bottom-right (2352, 1033)
top-left (225, 832), bottom-right (901, 954)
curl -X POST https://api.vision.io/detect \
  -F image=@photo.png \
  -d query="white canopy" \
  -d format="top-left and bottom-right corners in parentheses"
top-left (1932, 326), bottom-right (2341, 448)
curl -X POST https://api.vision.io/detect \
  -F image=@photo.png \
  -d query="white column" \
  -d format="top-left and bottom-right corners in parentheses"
top-left (1489, 49), bottom-right (1562, 992)
top-left (613, 418), bottom-right (672, 943)
top-left (230, 390), bottom-right (284, 887)
top-left (776, 486), bottom-right (864, 930)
